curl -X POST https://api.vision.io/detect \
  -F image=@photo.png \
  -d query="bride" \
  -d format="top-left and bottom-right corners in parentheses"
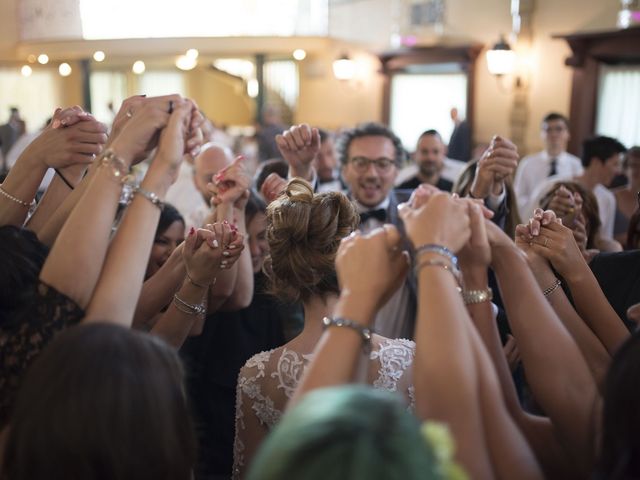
top-left (232, 178), bottom-right (415, 478)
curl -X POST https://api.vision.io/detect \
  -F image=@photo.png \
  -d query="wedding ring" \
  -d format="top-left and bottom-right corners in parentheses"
top-left (125, 109), bottom-right (133, 118)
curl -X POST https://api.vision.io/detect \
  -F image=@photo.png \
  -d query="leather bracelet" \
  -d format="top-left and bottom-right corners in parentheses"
top-left (322, 316), bottom-right (374, 354)
top-left (462, 287), bottom-right (493, 305)
top-left (54, 168), bottom-right (75, 190)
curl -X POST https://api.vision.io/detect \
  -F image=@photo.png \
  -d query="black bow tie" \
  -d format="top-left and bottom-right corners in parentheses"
top-left (359, 208), bottom-right (387, 224)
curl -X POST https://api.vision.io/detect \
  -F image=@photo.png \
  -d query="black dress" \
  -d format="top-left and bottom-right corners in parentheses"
top-left (0, 282), bottom-right (84, 427)
top-left (180, 273), bottom-right (302, 480)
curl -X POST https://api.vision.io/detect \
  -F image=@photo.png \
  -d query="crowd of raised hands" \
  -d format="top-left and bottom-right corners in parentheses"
top-left (0, 101), bottom-right (639, 480)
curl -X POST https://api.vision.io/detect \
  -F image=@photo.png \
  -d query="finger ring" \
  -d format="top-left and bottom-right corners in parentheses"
top-left (125, 109), bottom-right (133, 118)
top-left (168, 100), bottom-right (174, 114)
top-left (543, 237), bottom-right (549, 247)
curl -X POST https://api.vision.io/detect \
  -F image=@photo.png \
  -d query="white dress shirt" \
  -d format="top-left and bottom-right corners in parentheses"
top-left (514, 150), bottom-right (583, 219)
top-left (593, 184), bottom-right (616, 240)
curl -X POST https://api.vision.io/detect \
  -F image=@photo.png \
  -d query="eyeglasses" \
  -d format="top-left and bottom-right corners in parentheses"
top-left (543, 126), bottom-right (567, 133)
top-left (349, 156), bottom-right (396, 173)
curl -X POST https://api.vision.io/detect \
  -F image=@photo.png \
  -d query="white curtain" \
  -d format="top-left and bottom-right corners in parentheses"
top-left (597, 65), bottom-right (640, 148)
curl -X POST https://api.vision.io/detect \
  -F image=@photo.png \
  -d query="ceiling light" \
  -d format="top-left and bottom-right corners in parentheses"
top-left (176, 55), bottom-right (197, 71)
top-left (247, 78), bottom-right (259, 98)
top-left (37, 54), bottom-right (49, 65)
top-left (21, 65), bottom-right (32, 77)
top-left (293, 49), bottom-right (307, 61)
top-left (93, 50), bottom-right (106, 62)
top-left (58, 63), bottom-right (72, 77)
top-left (132, 60), bottom-right (146, 74)
top-left (186, 48), bottom-right (199, 60)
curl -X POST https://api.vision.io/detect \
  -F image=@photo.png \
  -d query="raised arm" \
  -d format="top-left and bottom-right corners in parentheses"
top-left (488, 218), bottom-right (599, 475)
top-left (151, 223), bottom-right (242, 347)
top-left (0, 107), bottom-right (102, 227)
top-left (276, 123), bottom-right (320, 183)
top-left (84, 98), bottom-right (200, 325)
top-left (530, 217), bottom-right (629, 355)
top-left (27, 115), bottom-right (108, 235)
top-left (289, 225), bottom-right (409, 408)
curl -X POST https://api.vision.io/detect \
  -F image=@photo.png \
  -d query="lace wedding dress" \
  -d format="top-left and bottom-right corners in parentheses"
top-left (232, 337), bottom-right (415, 479)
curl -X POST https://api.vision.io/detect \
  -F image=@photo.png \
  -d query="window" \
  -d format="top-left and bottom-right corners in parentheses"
top-left (596, 65), bottom-right (640, 147)
top-left (390, 70), bottom-right (467, 149)
top-left (90, 71), bottom-right (128, 125)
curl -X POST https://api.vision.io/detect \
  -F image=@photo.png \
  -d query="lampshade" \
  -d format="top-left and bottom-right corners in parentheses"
top-left (486, 37), bottom-right (516, 76)
top-left (332, 54), bottom-right (355, 81)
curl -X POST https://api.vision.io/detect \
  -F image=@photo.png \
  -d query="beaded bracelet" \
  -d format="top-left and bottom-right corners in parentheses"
top-left (415, 243), bottom-right (458, 268)
top-left (322, 316), bottom-right (374, 354)
top-left (0, 185), bottom-right (36, 208)
top-left (543, 278), bottom-right (561, 297)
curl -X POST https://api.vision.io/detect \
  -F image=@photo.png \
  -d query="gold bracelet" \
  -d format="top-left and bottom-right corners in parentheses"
top-left (0, 185), bottom-right (36, 208)
top-left (462, 288), bottom-right (493, 305)
top-left (100, 148), bottom-right (132, 182)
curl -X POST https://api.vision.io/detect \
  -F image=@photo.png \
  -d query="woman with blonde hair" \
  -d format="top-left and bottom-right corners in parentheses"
top-left (232, 178), bottom-right (415, 478)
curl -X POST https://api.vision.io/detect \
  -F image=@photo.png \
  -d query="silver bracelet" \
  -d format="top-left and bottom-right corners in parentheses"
top-left (415, 243), bottom-right (458, 268)
top-left (173, 293), bottom-right (206, 316)
top-left (414, 258), bottom-right (463, 289)
top-left (462, 287), bottom-right (493, 305)
top-left (0, 185), bottom-right (36, 208)
top-left (543, 279), bottom-right (561, 297)
top-left (322, 316), bottom-right (374, 354)
top-left (133, 185), bottom-right (164, 210)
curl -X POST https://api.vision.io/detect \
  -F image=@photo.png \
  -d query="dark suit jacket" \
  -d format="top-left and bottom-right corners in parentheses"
top-left (590, 250), bottom-right (640, 330)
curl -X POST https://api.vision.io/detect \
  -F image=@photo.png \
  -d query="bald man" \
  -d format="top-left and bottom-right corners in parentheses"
top-left (165, 142), bottom-right (233, 231)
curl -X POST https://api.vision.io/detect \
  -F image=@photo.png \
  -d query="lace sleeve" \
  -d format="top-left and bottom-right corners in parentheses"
top-left (0, 281), bottom-right (84, 427)
top-left (370, 338), bottom-right (416, 410)
top-left (232, 352), bottom-right (274, 480)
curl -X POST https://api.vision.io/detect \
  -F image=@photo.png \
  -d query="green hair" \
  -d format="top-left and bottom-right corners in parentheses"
top-left (247, 385), bottom-right (444, 480)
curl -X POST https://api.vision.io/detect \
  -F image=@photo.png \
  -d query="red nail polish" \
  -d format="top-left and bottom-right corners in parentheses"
top-left (189, 227), bottom-right (195, 236)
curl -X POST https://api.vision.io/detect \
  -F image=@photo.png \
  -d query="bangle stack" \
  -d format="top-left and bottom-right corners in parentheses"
top-left (322, 316), bottom-right (374, 354)
top-left (414, 243), bottom-right (462, 288)
top-left (0, 185), bottom-right (36, 209)
top-left (173, 293), bottom-right (206, 316)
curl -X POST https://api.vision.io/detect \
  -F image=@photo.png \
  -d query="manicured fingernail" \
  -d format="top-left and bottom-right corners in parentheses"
top-left (212, 239), bottom-right (219, 248)
top-left (191, 147), bottom-right (200, 157)
top-left (222, 251), bottom-right (230, 257)
top-left (223, 220), bottom-right (229, 225)
top-left (189, 227), bottom-right (195, 236)
top-left (228, 244), bottom-right (237, 249)
top-left (52, 119), bottom-right (61, 129)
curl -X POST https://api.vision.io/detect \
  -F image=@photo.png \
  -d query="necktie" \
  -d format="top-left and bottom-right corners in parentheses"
top-left (548, 157), bottom-right (557, 177)
top-left (359, 208), bottom-right (387, 225)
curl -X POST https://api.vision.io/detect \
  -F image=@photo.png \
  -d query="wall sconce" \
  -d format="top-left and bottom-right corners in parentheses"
top-left (332, 54), bottom-right (355, 81)
top-left (486, 36), bottom-right (516, 76)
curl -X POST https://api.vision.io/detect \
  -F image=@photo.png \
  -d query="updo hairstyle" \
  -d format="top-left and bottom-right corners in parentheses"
top-left (265, 178), bottom-right (358, 303)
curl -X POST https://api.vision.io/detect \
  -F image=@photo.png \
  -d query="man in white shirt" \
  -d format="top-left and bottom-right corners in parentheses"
top-left (514, 113), bottom-right (583, 219)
